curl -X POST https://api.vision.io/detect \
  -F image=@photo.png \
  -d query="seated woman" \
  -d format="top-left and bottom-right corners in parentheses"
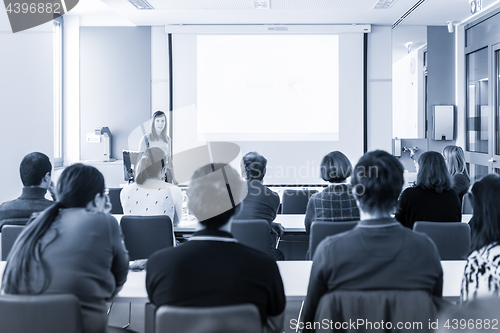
top-left (121, 147), bottom-right (182, 227)
top-left (396, 151), bottom-right (461, 229)
top-left (443, 145), bottom-right (470, 204)
top-left (461, 174), bottom-right (500, 301)
top-left (304, 151), bottom-right (360, 234)
top-left (2, 164), bottom-right (129, 333)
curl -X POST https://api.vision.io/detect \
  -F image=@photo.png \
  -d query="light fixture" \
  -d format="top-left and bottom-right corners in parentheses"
top-left (127, 0), bottom-right (153, 10)
top-left (253, 0), bottom-right (270, 9)
top-left (447, 21), bottom-right (455, 33)
top-left (373, 0), bottom-right (398, 9)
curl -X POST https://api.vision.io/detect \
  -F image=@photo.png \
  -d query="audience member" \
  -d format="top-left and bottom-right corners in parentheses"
top-left (396, 151), bottom-right (461, 229)
top-left (443, 145), bottom-right (470, 204)
top-left (302, 150), bottom-right (443, 328)
top-left (121, 147), bottom-right (182, 228)
top-left (304, 151), bottom-right (360, 234)
top-left (462, 174), bottom-right (500, 301)
top-left (235, 152), bottom-right (283, 259)
top-left (2, 164), bottom-right (129, 333)
top-left (146, 163), bottom-right (285, 330)
top-left (0, 152), bottom-right (55, 225)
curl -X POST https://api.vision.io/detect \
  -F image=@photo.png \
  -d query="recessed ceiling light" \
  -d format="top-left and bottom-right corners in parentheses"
top-left (253, 0), bottom-right (270, 9)
top-left (373, 0), bottom-right (397, 9)
top-left (127, 0), bottom-right (153, 10)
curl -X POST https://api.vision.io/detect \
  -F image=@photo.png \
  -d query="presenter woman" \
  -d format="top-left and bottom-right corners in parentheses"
top-left (2, 164), bottom-right (129, 333)
top-left (140, 110), bottom-right (177, 184)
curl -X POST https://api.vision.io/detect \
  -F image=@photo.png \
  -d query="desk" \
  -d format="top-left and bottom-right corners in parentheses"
top-left (114, 260), bottom-right (465, 303)
top-left (0, 260), bottom-right (466, 303)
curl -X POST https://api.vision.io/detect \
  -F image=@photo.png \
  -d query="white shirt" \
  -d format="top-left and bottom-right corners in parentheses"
top-left (120, 179), bottom-right (182, 226)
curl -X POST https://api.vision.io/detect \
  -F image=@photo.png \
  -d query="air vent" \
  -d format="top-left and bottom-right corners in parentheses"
top-left (128, 0), bottom-right (153, 10)
top-left (373, 0), bottom-right (397, 9)
top-left (392, 0), bottom-right (426, 29)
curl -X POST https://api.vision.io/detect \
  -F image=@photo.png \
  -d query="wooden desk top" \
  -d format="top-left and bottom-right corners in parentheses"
top-left (0, 260), bottom-right (466, 303)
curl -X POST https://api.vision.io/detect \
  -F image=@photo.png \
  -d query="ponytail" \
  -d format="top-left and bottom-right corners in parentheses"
top-left (2, 202), bottom-right (64, 294)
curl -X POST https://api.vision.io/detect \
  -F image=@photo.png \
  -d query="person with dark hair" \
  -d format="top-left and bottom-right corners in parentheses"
top-left (235, 152), bottom-right (283, 259)
top-left (120, 147), bottom-right (182, 230)
top-left (395, 151), bottom-right (461, 229)
top-left (301, 150), bottom-right (443, 329)
top-left (304, 151), bottom-right (359, 234)
top-left (146, 164), bottom-right (286, 330)
top-left (2, 164), bottom-right (129, 333)
top-left (139, 110), bottom-right (177, 184)
top-left (461, 174), bottom-right (500, 301)
top-left (0, 152), bottom-right (55, 225)
top-left (443, 145), bottom-right (470, 203)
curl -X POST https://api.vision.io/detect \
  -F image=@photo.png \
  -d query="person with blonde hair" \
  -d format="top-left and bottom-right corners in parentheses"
top-left (443, 145), bottom-right (470, 203)
top-left (139, 110), bottom-right (177, 184)
top-left (121, 147), bottom-right (182, 227)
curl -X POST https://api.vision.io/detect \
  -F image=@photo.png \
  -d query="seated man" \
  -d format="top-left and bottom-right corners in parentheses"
top-left (235, 152), bottom-right (284, 258)
top-left (302, 150), bottom-right (443, 329)
top-left (0, 152), bottom-right (55, 225)
top-left (146, 163), bottom-right (286, 330)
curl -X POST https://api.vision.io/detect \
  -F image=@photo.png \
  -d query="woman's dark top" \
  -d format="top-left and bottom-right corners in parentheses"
top-left (451, 173), bottom-right (470, 204)
top-left (395, 186), bottom-right (461, 229)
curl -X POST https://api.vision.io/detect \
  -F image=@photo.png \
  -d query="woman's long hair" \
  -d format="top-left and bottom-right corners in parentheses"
top-left (443, 145), bottom-right (469, 177)
top-left (415, 151), bottom-right (452, 193)
top-left (469, 174), bottom-right (500, 252)
top-left (148, 110), bottom-right (169, 143)
top-left (2, 164), bottom-right (105, 294)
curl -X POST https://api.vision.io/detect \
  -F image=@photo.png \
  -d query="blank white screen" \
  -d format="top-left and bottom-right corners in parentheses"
top-left (173, 33), bottom-right (364, 185)
top-left (197, 35), bottom-right (339, 141)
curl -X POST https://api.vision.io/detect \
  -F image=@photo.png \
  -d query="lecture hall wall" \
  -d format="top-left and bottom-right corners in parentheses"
top-left (0, 10), bottom-right (468, 203)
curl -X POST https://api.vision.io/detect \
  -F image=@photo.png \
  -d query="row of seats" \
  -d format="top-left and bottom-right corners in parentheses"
top-left (309, 221), bottom-right (471, 260)
top-left (0, 293), bottom-right (263, 333)
top-left (2, 218), bottom-right (471, 261)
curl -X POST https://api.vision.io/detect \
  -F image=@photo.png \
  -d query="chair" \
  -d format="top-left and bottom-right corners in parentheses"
top-left (0, 294), bottom-right (83, 333)
top-left (120, 215), bottom-right (174, 260)
top-left (231, 220), bottom-right (271, 255)
top-left (308, 221), bottom-right (358, 259)
top-left (0, 217), bottom-right (29, 230)
top-left (281, 189), bottom-right (318, 214)
top-left (413, 221), bottom-right (471, 260)
top-left (2, 225), bottom-right (25, 260)
top-left (311, 290), bottom-right (441, 333)
top-left (149, 303), bottom-right (263, 333)
top-left (108, 187), bottom-right (124, 214)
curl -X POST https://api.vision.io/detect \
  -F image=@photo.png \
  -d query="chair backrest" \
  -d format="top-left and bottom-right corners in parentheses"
top-left (462, 193), bottom-right (473, 214)
top-left (309, 221), bottom-right (358, 259)
top-left (413, 221), bottom-right (471, 260)
top-left (0, 217), bottom-right (29, 230)
top-left (155, 303), bottom-right (262, 333)
top-left (281, 189), bottom-right (318, 214)
top-left (120, 215), bottom-right (174, 260)
top-left (108, 187), bottom-right (124, 214)
top-left (231, 220), bottom-right (271, 255)
top-left (314, 290), bottom-right (438, 332)
top-left (2, 225), bottom-right (25, 260)
top-left (0, 294), bottom-right (83, 333)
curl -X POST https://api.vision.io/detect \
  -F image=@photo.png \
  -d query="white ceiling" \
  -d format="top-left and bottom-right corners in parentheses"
top-left (67, 0), bottom-right (500, 27)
